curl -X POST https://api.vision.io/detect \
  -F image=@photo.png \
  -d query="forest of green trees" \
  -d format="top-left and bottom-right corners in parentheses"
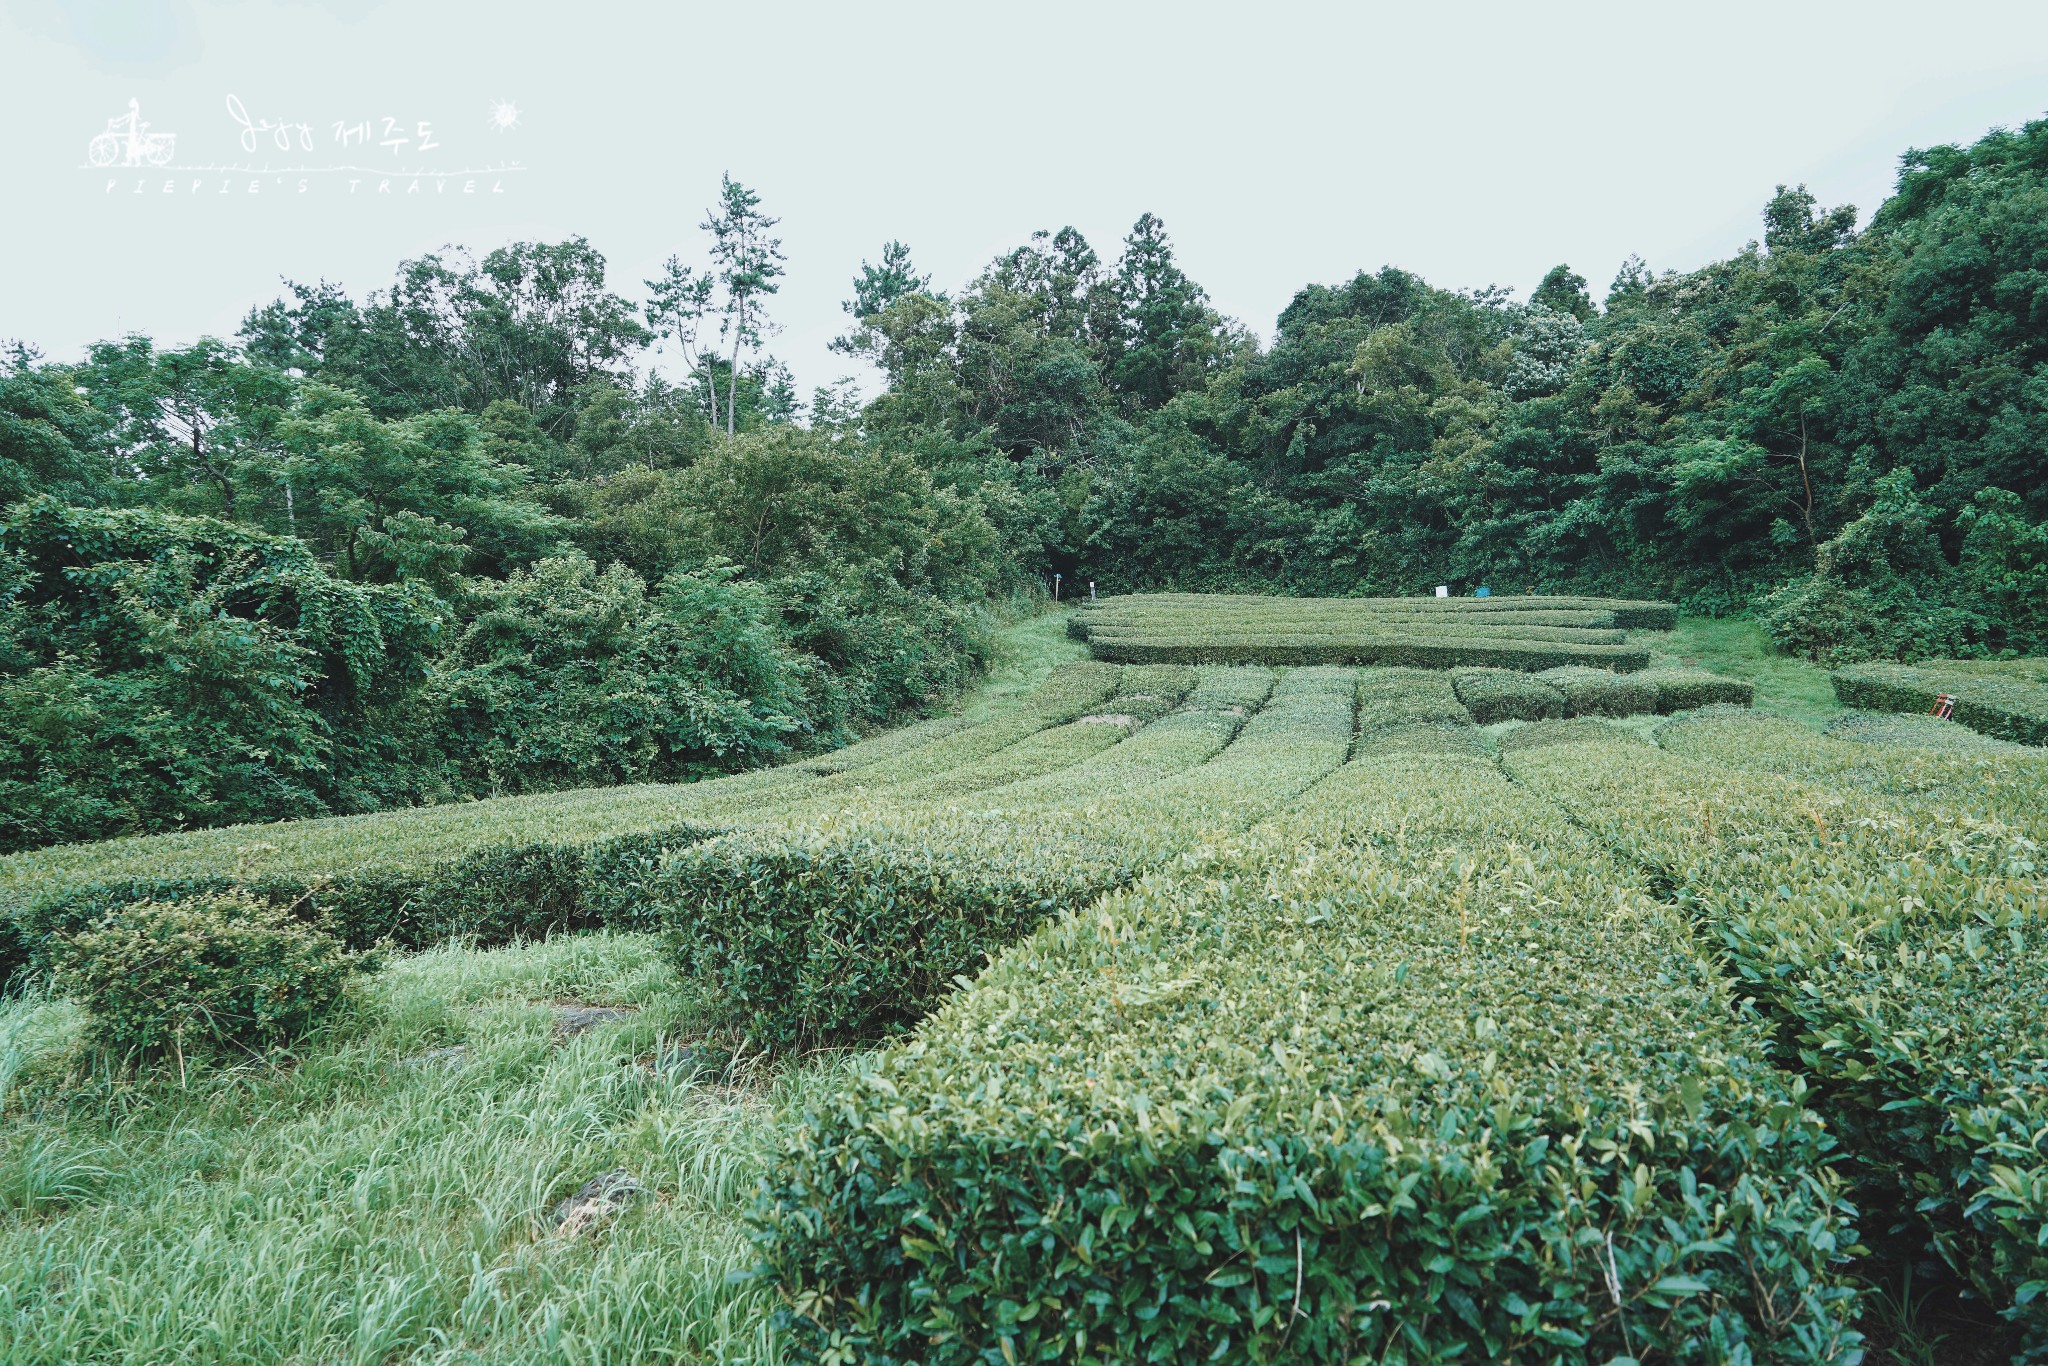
top-left (5, 119), bottom-right (2047, 853)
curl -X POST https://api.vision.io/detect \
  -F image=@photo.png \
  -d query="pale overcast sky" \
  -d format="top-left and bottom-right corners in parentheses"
top-left (5, 0), bottom-right (2048, 403)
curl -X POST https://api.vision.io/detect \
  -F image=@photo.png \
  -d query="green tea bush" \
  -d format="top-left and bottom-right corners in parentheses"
top-left (1353, 666), bottom-right (1470, 738)
top-left (1496, 717), bottom-right (1647, 751)
top-left (1657, 709), bottom-right (2048, 844)
top-left (755, 744), bottom-right (1858, 1364)
top-left (0, 663), bottom-right (1130, 986)
top-left (661, 668), bottom-right (1355, 1047)
top-left (51, 891), bottom-right (361, 1064)
top-left (1070, 593), bottom-right (1670, 669)
top-left (1634, 668), bottom-right (1755, 712)
top-left (1832, 661), bottom-right (2048, 746)
top-left (1538, 665), bottom-right (1660, 717)
top-left (1509, 733), bottom-right (2048, 1351)
top-left (1078, 591), bottom-right (1677, 630)
top-left (1085, 621), bottom-right (1630, 646)
top-left (1452, 667), bottom-right (1565, 723)
top-left (1089, 631), bottom-right (1650, 671)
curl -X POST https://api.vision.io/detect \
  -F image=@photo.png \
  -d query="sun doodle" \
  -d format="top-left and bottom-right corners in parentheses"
top-left (487, 99), bottom-right (521, 132)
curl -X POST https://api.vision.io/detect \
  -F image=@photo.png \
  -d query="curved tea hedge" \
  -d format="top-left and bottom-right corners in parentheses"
top-left (1657, 709), bottom-right (2048, 843)
top-left (0, 662), bottom-right (1133, 985)
top-left (1832, 661), bottom-right (2048, 747)
top-left (1068, 593), bottom-right (1674, 670)
top-left (1509, 732), bottom-right (2048, 1352)
top-left (1075, 592), bottom-right (1679, 632)
top-left (659, 668), bottom-right (1358, 1047)
top-left (753, 740), bottom-right (1860, 1364)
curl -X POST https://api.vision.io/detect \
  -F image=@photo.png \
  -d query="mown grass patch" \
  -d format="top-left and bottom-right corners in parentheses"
top-left (1639, 617), bottom-right (1840, 723)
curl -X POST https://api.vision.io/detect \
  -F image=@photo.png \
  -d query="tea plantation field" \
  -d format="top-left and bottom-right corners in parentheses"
top-left (2, 598), bottom-right (2044, 1363)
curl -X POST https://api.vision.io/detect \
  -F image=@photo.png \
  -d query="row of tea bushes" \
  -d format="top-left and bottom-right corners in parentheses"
top-left (1657, 709), bottom-right (2048, 845)
top-left (1070, 593), bottom-right (1675, 670)
top-left (753, 737), bottom-right (1859, 1364)
top-left (1508, 732), bottom-right (2048, 1353)
top-left (1086, 629), bottom-right (1653, 672)
top-left (0, 662), bottom-right (1137, 985)
top-left (1075, 592), bottom-right (1680, 631)
top-left (659, 668), bottom-right (1358, 1047)
top-left (1450, 667), bottom-right (1753, 725)
top-left (1352, 666), bottom-right (1470, 741)
top-left (1832, 661), bottom-right (2048, 746)
top-left (1083, 620), bottom-right (1631, 646)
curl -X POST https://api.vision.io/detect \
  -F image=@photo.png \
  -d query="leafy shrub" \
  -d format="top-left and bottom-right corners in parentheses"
top-left (755, 744), bottom-right (1859, 1363)
top-left (1509, 733), bottom-right (2048, 1351)
top-left (1959, 487), bottom-right (2048, 655)
top-left (1634, 667), bottom-right (1754, 713)
top-left (0, 497), bottom-right (441, 853)
top-left (424, 554), bottom-right (815, 793)
top-left (1452, 667), bottom-right (1565, 723)
top-left (1831, 661), bottom-right (2048, 747)
top-left (51, 892), bottom-right (361, 1063)
top-left (1537, 665), bottom-right (1659, 716)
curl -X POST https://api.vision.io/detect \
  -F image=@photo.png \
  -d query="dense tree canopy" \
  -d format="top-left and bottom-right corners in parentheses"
top-left (6, 120), bottom-right (2048, 850)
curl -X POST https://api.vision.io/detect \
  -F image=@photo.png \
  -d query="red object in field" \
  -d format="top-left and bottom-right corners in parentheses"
top-left (1931, 693), bottom-right (1956, 719)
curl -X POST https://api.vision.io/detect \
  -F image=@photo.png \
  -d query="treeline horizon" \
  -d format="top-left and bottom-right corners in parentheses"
top-left (4, 117), bottom-right (2047, 852)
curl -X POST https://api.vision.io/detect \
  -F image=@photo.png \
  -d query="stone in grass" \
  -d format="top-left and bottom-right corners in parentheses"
top-left (553, 1004), bottom-right (638, 1038)
top-left (549, 1170), bottom-right (643, 1237)
top-left (399, 1044), bottom-right (471, 1069)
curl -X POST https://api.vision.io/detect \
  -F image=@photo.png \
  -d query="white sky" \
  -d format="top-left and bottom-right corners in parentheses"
top-left (5, 0), bottom-right (2048, 403)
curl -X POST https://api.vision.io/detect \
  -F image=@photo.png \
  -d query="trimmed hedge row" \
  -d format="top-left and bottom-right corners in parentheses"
top-left (1635, 668), bottom-right (1756, 712)
top-left (1537, 665), bottom-right (1660, 717)
top-left (1534, 666), bottom-right (1753, 718)
top-left (0, 662), bottom-right (1133, 987)
top-left (659, 668), bottom-right (1358, 1048)
top-left (1832, 661), bottom-right (2048, 747)
top-left (1658, 709), bottom-right (2048, 845)
top-left (1453, 668), bottom-right (1565, 724)
top-left (0, 800), bottom-right (722, 987)
top-left (754, 741), bottom-right (1860, 1364)
top-left (1509, 732), bottom-right (2048, 1351)
top-left (1088, 631), bottom-right (1652, 672)
top-left (1084, 621), bottom-right (1632, 646)
top-left (1078, 592), bottom-right (1679, 630)
top-left (1353, 666), bottom-right (1471, 740)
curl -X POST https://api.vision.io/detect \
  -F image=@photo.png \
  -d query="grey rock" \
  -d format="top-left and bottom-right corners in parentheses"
top-left (549, 1170), bottom-right (643, 1235)
top-left (553, 1005), bottom-right (638, 1038)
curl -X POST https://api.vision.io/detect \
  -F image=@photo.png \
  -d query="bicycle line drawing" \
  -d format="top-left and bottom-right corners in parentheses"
top-left (88, 98), bottom-right (177, 168)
